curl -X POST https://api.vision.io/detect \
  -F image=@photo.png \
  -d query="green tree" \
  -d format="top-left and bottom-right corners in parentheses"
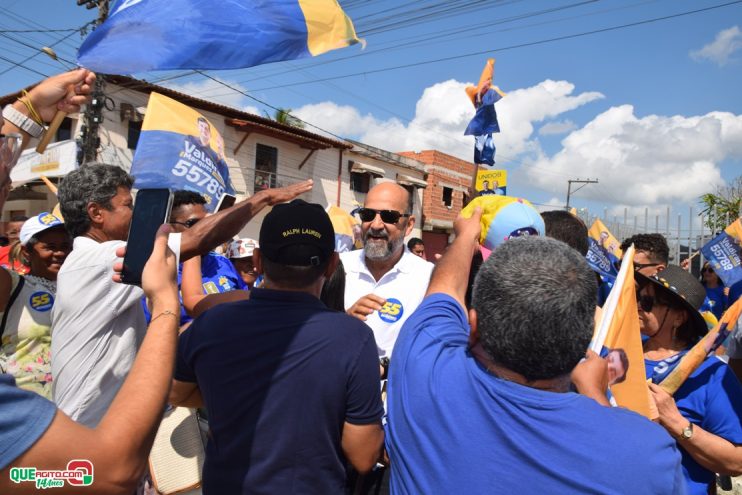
top-left (700, 175), bottom-right (742, 233)
top-left (264, 107), bottom-right (305, 129)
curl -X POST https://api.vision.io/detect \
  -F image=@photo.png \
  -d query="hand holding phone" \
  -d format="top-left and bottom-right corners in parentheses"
top-left (121, 188), bottom-right (174, 286)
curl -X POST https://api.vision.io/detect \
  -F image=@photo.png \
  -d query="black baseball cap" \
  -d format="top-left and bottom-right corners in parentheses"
top-left (259, 200), bottom-right (335, 266)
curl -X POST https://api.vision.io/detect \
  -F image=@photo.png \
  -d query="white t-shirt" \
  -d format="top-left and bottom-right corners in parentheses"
top-left (341, 249), bottom-right (433, 358)
top-left (51, 237), bottom-right (146, 427)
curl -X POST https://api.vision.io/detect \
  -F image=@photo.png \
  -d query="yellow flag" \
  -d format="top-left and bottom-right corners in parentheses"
top-left (725, 218), bottom-right (742, 242)
top-left (593, 245), bottom-right (654, 419)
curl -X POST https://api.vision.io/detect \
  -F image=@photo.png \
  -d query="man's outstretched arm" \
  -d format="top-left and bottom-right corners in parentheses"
top-left (180, 180), bottom-right (313, 261)
top-left (0, 225), bottom-right (180, 495)
top-left (426, 207), bottom-right (482, 308)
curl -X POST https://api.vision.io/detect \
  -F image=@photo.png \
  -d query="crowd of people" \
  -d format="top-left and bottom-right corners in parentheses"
top-left (1, 69), bottom-right (741, 495)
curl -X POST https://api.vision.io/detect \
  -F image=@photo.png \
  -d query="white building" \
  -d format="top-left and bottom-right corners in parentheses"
top-left (0, 75), bottom-right (426, 239)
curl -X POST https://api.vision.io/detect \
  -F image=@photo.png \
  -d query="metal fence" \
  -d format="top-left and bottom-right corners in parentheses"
top-left (572, 205), bottom-right (739, 274)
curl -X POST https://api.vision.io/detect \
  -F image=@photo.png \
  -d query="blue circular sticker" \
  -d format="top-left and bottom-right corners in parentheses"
top-left (29, 291), bottom-right (54, 312)
top-left (378, 298), bottom-right (404, 323)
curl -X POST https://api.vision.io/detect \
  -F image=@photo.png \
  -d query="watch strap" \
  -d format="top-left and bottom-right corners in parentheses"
top-left (677, 422), bottom-right (694, 440)
top-left (3, 105), bottom-right (44, 138)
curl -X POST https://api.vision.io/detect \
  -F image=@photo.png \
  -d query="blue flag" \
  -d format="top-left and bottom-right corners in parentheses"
top-left (464, 89), bottom-right (503, 136)
top-left (474, 134), bottom-right (496, 166)
top-left (701, 232), bottom-right (742, 287)
top-left (132, 92), bottom-right (235, 212)
top-left (586, 237), bottom-right (619, 282)
top-left (77, 0), bottom-right (361, 74)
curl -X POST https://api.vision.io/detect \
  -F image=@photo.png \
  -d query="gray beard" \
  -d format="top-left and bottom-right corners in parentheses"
top-left (364, 233), bottom-right (404, 261)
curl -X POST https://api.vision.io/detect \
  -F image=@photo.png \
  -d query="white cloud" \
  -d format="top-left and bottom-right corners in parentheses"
top-left (539, 120), bottom-right (577, 136)
top-left (690, 26), bottom-right (742, 66)
top-left (523, 105), bottom-right (742, 206)
top-left (294, 79), bottom-right (603, 161)
top-left (164, 77), bottom-right (260, 115)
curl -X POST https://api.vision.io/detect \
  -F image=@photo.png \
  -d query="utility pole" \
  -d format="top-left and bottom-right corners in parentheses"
top-left (565, 178), bottom-right (598, 210)
top-left (77, 0), bottom-right (109, 164)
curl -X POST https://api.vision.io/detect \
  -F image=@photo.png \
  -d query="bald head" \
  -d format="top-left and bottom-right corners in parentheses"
top-left (365, 182), bottom-right (410, 213)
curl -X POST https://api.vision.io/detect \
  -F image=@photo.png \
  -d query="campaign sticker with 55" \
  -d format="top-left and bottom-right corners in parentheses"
top-left (9, 460), bottom-right (94, 489)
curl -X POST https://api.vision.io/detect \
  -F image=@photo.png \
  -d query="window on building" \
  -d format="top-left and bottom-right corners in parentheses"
top-left (442, 187), bottom-right (453, 208)
top-left (55, 117), bottom-right (73, 142)
top-left (255, 143), bottom-right (278, 193)
top-left (403, 185), bottom-right (415, 213)
top-left (127, 120), bottom-right (142, 150)
top-left (348, 161), bottom-right (371, 193)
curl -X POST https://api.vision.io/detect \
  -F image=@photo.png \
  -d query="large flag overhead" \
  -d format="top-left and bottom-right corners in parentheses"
top-left (590, 245), bottom-right (654, 419)
top-left (77, 0), bottom-right (362, 73)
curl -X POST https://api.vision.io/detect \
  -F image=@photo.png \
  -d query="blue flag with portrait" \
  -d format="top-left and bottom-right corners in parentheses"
top-left (586, 237), bottom-right (619, 282)
top-left (701, 232), bottom-right (742, 287)
top-left (131, 92), bottom-right (235, 212)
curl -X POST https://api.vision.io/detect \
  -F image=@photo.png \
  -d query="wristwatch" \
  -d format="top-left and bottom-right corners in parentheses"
top-left (677, 422), bottom-right (694, 441)
top-left (2, 105), bottom-right (44, 138)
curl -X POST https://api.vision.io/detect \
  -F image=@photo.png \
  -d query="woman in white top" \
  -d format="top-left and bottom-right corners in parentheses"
top-left (0, 212), bottom-right (71, 398)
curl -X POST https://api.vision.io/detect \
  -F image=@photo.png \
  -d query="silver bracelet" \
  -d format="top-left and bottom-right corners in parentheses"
top-left (2, 105), bottom-right (44, 138)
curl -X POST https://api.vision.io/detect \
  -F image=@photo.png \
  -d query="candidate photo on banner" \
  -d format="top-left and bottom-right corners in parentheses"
top-left (588, 218), bottom-right (623, 259)
top-left (701, 224), bottom-right (742, 288)
top-left (130, 92), bottom-right (235, 211)
top-left (475, 169), bottom-right (507, 196)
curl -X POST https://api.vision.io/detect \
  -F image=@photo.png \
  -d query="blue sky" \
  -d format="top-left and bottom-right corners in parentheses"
top-left (1, 0), bottom-right (741, 226)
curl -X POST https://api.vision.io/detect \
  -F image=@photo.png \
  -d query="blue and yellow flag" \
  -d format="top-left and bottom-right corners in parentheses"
top-left (701, 230), bottom-right (742, 288)
top-left (131, 92), bottom-right (235, 211)
top-left (326, 205), bottom-right (360, 253)
top-left (77, 0), bottom-right (361, 73)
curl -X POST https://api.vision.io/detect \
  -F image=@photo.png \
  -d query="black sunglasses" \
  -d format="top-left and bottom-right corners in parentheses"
top-left (636, 294), bottom-right (667, 313)
top-left (617, 259), bottom-right (661, 272)
top-left (171, 218), bottom-right (201, 229)
top-left (358, 207), bottom-right (410, 224)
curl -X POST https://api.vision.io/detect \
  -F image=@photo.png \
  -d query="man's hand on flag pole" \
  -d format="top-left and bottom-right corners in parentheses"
top-left (571, 350), bottom-right (610, 406)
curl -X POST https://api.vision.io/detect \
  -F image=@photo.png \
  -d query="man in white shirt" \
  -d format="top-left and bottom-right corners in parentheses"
top-left (341, 182), bottom-right (433, 358)
top-left (52, 164), bottom-right (311, 426)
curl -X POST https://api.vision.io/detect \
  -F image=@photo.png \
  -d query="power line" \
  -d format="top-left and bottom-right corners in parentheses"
top-left (0, 28), bottom-right (80, 33)
top-left (193, 71), bottom-right (429, 171)
top-left (243, 0), bottom-right (742, 92)
top-left (181, 0), bottom-right (602, 96)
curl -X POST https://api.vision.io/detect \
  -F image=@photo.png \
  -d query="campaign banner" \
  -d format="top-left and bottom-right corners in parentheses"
top-left (590, 245), bottom-right (654, 419)
top-left (131, 92), bottom-right (235, 212)
top-left (326, 205), bottom-right (361, 253)
top-left (475, 169), bottom-right (507, 196)
top-left (701, 232), bottom-right (742, 288)
top-left (586, 237), bottom-right (619, 282)
top-left (588, 218), bottom-right (623, 259)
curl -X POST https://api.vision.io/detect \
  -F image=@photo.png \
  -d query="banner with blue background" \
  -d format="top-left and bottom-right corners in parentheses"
top-left (77, 0), bottom-right (361, 73)
top-left (701, 232), bottom-right (742, 287)
top-left (131, 92), bottom-right (235, 212)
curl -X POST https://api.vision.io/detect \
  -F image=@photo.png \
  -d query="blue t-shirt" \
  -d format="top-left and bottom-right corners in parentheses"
top-left (729, 280), bottom-right (742, 306)
top-left (143, 252), bottom-right (246, 324)
top-left (702, 286), bottom-right (727, 320)
top-left (175, 288), bottom-right (383, 494)
top-left (645, 354), bottom-right (742, 494)
top-left (386, 293), bottom-right (686, 494)
top-left (0, 373), bottom-right (56, 469)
